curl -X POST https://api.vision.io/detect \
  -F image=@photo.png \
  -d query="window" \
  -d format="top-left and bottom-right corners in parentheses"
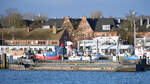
top-left (16, 42), bottom-right (20, 45)
top-left (52, 41), bottom-right (57, 44)
top-left (102, 25), bottom-right (111, 30)
top-left (38, 41), bottom-right (46, 45)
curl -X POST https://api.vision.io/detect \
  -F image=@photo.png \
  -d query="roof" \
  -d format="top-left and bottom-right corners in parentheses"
top-left (46, 19), bottom-right (64, 28)
top-left (136, 18), bottom-right (150, 32)
top-left (0, 28), bottom-right (65, 40)
top-left (70, 19), bottom-right (81, 29)
top-left (87, 18), bottom-right (116, 32)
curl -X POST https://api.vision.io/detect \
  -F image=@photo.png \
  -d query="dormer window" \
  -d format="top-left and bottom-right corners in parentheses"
top-left (102, 25), bottom-right (110, 30)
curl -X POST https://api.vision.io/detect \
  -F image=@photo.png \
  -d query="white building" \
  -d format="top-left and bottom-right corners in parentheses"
top-left (78, 36), bottom-right (133, 56)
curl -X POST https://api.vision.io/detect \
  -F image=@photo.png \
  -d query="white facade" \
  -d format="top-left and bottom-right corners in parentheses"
top-left (78, 36), bottom-right (133, 56)
top-left (135, 37), bottom-right (150, 57)
top-left (0, 46), bottom-right (56, 53)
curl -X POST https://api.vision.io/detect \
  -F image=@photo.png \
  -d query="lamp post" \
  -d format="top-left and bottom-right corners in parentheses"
top-left (2, 32), bottom-right (3, 46)
top-left (131, 11), bottom-right (136, 47)
top-left (134, 19), bottom-right (136, 47)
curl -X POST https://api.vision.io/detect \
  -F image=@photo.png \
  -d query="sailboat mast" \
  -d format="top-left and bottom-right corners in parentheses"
top-left (134, 20), bottom-right (136, 47)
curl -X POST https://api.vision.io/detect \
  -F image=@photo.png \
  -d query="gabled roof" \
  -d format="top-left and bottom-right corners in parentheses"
top-left (87, 18), bottom-right (116, 32)
top-left (70, 19), bottom-right (81, 29)
top-left (87, 18), bottom-right (97, 30)
top-left (46, 19), bottom-right (64, 28)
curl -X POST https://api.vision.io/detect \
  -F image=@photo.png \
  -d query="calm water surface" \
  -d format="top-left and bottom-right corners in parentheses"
top-left (0, 70), bottom-right (150, 84)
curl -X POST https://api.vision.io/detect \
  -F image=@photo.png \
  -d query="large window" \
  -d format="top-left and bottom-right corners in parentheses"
top-left (102, 25), bottom-right (111, 30)
top-left (38, 41), bottom-right (46, 45)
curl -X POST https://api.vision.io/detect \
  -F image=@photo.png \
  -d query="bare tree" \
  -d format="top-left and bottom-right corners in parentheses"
top-left (90, 10), bottom-right (102, 18)
top-left (6, 8), bottom-right (18, 16)
top-left (126, 10), bottom-right (137, 27)
top-left (5, 8), bottom-right (27, 28)
top-left (23, 12), bottom-right (35, 20)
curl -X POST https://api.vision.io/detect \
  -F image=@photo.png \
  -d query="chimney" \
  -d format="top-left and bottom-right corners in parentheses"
top-left (53, 26), bottom-right (57, 34)
top-left (147, 18), bottom-right (149, 25)
top-left (146, 18), bottom-right (150, 28)
top-left (65, 16), bottom-right (70, 22)
top-left (82, 16), bottom-right (87, 21)
top-left (140, 18), bottom-right (143, 26)
top-left (118, 19), bottom-right (121, 24)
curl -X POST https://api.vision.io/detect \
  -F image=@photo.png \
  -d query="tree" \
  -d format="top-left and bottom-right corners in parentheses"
top-left (8, 13), bottom-right (27, 27)
top-left (126, 10), bottom-right (137, 27)
top-left (30, 20), bottom-right (42, 28)
top-left (117, 21), bottom-right (134, 45)
top-left (90, 10), bottom-right (102, 18)
top-left (6, 8), bottom-right (18, 16)
top-left (23, 12), bottom-right (35, 20)
top-left (4, 8), bottom-right (27, 28)
top-left (0, 14), bottom-right (4, 28)
top-left (30, 13), bottom-right (49, 28)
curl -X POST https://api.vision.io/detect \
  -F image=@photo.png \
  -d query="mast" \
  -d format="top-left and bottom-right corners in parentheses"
top-left (134, 20), bottom-right (136, 47)
top-left (12, 26), bottom-right (14, 46)
top-left (96, 39), bottom-right (98, 55)
top-left (2, 32), bottom-right (3, 46)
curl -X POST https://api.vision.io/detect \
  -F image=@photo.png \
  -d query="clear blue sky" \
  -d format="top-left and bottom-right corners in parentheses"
top-left (0, 0), bottom-right (150, 18)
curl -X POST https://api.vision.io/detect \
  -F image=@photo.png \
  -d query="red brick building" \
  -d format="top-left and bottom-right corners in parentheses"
top-left (0, 27), bottom-right (68, 46)
top-left (1, 16), bottom-right (150, 47)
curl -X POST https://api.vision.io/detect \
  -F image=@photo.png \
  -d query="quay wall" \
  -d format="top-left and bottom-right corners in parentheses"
top-left (8, 62), bottom-right (136, 72)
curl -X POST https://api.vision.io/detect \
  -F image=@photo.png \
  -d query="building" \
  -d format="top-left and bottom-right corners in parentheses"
top-left (0, 27), bottom-right (68, 51)
top-left (78, 36), bottom-right (133, 56)
top-left (43, 16), bottom-right (118, 46)
top-left (1, 16), bottom-right (150, 48)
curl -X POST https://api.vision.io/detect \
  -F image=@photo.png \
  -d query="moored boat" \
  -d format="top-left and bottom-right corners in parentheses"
top-left (68, 53), bottom-right (100, 61)
top-left (34, 51), bottom-right (62, 60)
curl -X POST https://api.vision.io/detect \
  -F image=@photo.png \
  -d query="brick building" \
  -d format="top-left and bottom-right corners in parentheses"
top-left (0, 27), bottom-right (68, 46)
top-left (1, 16), bottom-right (150, 47)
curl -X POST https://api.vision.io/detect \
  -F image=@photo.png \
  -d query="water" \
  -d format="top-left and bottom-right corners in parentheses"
top-left (0, 70), bottom-right (150, 84)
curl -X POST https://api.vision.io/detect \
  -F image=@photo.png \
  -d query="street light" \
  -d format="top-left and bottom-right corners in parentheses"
top-left (132, 11), bottom-right (136, 47)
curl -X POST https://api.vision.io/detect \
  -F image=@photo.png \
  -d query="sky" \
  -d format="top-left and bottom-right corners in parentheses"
top-left (0, 0), bottom-right (150, 18)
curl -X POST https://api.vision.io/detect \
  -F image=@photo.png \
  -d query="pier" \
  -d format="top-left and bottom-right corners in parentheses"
top-left (8, 60), bottom-right (137, 72)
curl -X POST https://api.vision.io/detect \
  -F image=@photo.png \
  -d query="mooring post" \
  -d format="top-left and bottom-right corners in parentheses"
top-left (0, 54), bottom-right (1, 69)
top-left (0, 54), bottom-right (8, 69)
top-left (147, 57), bottom-right (149, 64)
top-left (117, 55), bottom-right (120, 63)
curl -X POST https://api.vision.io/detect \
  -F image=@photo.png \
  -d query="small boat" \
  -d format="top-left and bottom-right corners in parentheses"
top-left (6, 49), bottom-right (26, 60)
top-left (34, 51), bottom-right (62, 60)
top-left (68, 54), bottom-right (100, 61)
top-left (125, 55), bottom-right (138, 60)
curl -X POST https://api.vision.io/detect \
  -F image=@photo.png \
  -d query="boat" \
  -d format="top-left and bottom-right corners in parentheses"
top-left (34, 51), bottom-right (62, 60)
top-left (68, 53), bottom-right (100, 61)
top-left (125, 55), bottom-right (138, 60)
top-left (6, 49), bottom-right (26, 60)
top-left (34, 43), bottom-right (66, 60)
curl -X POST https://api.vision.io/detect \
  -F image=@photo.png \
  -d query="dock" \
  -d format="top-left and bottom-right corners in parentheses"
top-left (8, 61), bottom-right (137, 72)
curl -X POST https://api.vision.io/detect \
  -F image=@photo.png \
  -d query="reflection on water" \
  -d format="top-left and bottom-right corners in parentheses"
top-left (0, 70), bottom-right (149, 84)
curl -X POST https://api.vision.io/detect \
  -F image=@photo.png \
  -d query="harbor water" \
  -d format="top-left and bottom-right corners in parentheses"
top-left (0, 70), bottom-right (150, 84)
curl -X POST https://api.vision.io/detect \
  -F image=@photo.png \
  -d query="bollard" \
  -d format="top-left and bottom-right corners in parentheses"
top-left (0, 55), bottom-right (1, 69)
top-left (147, 57), bottom-right (149, 64)
top-left (0, 54), bottom-right (8, 69)
top-left (117, 56), bottom-right (120, 63)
